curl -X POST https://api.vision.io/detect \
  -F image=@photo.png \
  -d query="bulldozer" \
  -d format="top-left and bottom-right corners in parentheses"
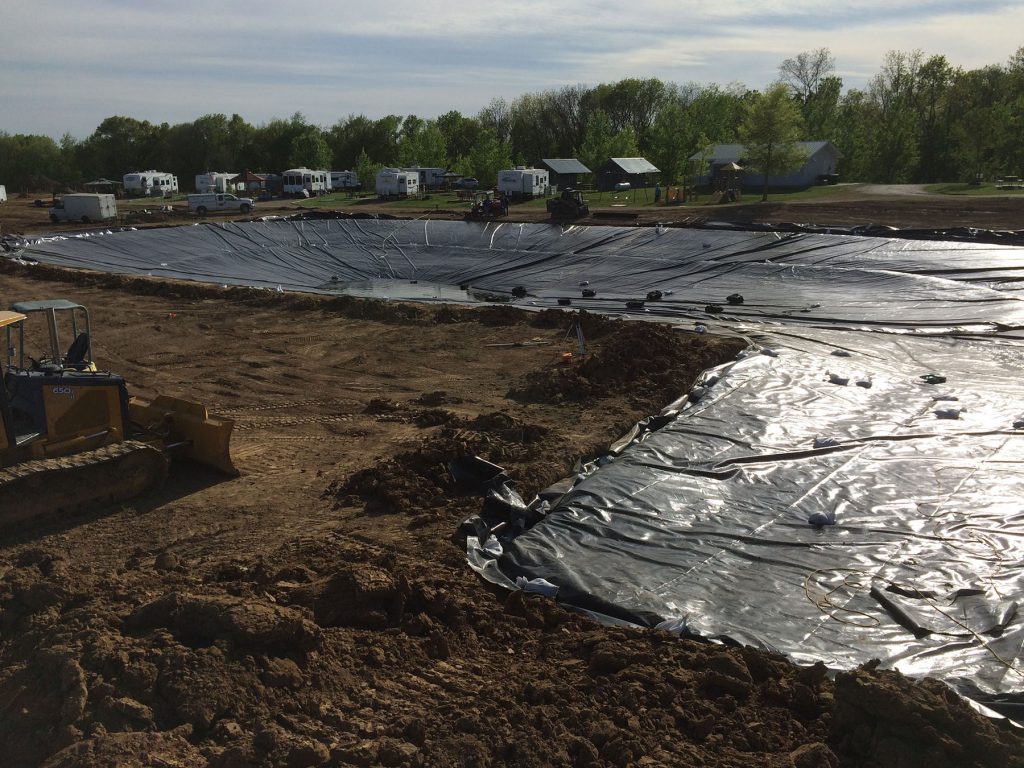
top-left (546, 189), bottom-right (589, 219)
top-left (0, 299), bottom-right (236, 526)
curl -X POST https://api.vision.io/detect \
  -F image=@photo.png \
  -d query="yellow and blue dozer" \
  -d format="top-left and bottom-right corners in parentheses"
top-left (0, 299), bottom-right (236, 525)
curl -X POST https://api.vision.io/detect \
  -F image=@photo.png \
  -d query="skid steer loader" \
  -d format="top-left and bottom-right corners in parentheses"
top-left (0, 300), bottom-right (236, 526)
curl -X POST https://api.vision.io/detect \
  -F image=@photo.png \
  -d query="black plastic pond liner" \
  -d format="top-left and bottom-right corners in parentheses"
top-left (12, 218), bottom-right (1024, 717)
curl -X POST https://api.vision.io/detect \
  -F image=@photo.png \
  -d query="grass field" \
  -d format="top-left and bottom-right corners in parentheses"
top-left (925, 182), bottom-right (1024, 196)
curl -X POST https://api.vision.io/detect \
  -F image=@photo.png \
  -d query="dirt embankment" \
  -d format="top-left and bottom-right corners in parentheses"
top-left (0, 263), bottom-right (1022, 767)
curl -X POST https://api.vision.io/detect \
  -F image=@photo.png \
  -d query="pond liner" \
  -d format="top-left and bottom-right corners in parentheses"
top-left (12, 218), bottom-right (1024, 717)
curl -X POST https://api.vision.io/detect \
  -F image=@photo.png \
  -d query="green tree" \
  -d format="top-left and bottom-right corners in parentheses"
top-left (435, 110), bottom-right (480, 164)
top-left (327, 114), bottom-right (401, 169)
top-left (586, 78), bottom-right (667, 150)
top-left (289, 128), bottom-right (332, 169)
top-left (466, 128), bottom-right (511, 186)
top-left (396, 116), bottom-right (447, 167)
top-left (648, 101), bottom-right (689, 184)
top-left (0, 132), bottom-right (64, 191)
top-left (77, 116), bottom-right (160, 179)
top-left (738, 83), bottom-right (806, 200)
top-left (867, 50), bottom-right (923, 182)
top-left (354, 149), bottom-right (381, 192)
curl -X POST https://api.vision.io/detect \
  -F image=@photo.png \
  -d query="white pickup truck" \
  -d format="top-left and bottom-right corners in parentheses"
top-left (187, 193), bottom-right (254, 216)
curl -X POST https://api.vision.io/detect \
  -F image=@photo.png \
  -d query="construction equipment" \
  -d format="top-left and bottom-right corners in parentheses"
top-left (546, 189), bottom-right (589, 219)
top-left (464, 190), bottom-right (505, 220)
top-left (1, 300), bottom-right (236, 525)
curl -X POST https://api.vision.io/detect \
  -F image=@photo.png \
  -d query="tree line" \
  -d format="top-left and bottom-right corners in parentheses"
top-left (1, 47), bottom-right (1022, 193)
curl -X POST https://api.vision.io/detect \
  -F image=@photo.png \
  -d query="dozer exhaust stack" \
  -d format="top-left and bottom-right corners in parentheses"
top-left (129, 395), bottom-right (238, 476)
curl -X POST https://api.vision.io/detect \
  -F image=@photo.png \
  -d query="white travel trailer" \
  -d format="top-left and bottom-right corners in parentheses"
top-left (282, 168), bottom-right (330, 197)
top-left (123, 171), bottom-right (178, 198)
top-left (404, 166), bottom-right (447, 190)
top-left (330, 171), bottom-right (359, 190)
top-left (49, 193), bottom-right (117, 223)
top-left (0, 185), bottom-right (7, 203)
top-left (195, 172), bottom-right (240, 194)
top-left (375, 168), bottom-right (419, 198)
top-left (497, 167), bottom-right (550, 199)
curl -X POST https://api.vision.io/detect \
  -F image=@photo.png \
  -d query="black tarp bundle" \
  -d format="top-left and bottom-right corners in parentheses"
top-left (11, 218), bottom-right (1024, 715)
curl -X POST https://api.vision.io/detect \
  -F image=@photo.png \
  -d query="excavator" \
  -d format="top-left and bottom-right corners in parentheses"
top-left (0, 299), bottom-right (236, 526)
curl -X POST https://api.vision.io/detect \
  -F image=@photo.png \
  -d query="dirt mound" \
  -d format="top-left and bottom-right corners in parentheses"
top-left (328, 409), bottom-right (555, 516)
top-left (511, 321), bottom-right (745, 406)
top-left (831, 662), bottom-right (1024, 768)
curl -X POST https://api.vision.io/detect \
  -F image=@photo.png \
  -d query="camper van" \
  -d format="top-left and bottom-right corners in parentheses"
top-left (497, 167), bottom-right (549, 199)
top-left (375, 168), bottom-right (420, 198)
top-left (123, 171), bottom-right (178, 198)
top-left (195, 172), bottom-right (240, 194)
top-left (49, 194), bottom-right (117, 223)
top-left (282, 168), bottom-right (330, 197)
top-left (330, 171), bottom-right (359, 191)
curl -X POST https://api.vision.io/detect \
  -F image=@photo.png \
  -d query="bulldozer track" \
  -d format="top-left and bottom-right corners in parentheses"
top-left (0, 440), bottom-right (169, 528)
top-left (234, 414), bottom-right (354, 430)
top-left (211, 397), bottom-right (356, 414)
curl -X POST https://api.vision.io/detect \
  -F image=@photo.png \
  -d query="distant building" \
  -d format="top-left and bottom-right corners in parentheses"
top-left (598, 158), bottom-right (660, 191)
top-left (539, 158), bottom-right (591, 190)
top-left (690, 141), bottom-right (842, 189)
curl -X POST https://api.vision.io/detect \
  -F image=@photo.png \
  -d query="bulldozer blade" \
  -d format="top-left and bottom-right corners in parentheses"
top-left (129, 394), bottom-right (238, 476)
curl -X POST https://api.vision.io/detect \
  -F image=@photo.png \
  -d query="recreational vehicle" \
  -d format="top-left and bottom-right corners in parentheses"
top-left (376, 168), bottom-right (420, 198)
top-left (195, 172), bottom-right (240, 194)
top-left (0, 185), bottom-right (6, 203)
top-left (49, 193), bottom-right (117, 223)
top-left (330, 171), bottom-right (359, 191)
top-left (497, 167), bottom-right (549, 199)
top-left (282, 168), bottom-right (330, 197)
top-left (123, 171), bottom-right (178, 198)
top-left (404, 166), bottom-right (447, 190)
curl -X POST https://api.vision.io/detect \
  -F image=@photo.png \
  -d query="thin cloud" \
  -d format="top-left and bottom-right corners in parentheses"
top-left (0, 1), bottom-right (1020, 138)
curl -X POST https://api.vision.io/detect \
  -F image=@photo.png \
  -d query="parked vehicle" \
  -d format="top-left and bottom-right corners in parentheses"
top-left (49, 194), bottom-right (117, 223)
top-left (123, 171), bottom-right (178, 198)
top-left (497, 167), bottom-right (549, 198)
top-left (404, 166), bottom-right (447, 190)
top-left (282, 168), bottom-right (330, 197)
top-left (454, 177), bottom-right (479, 189)
top-left (375, 168), bottom-right (420, 198)
top-left (187, 193), bottom-right (254, 216)
top-left (0, 185), bottom-right (7, 203)
top-left (195, 172), bottom-right (241, 193)
top-left (330, 171), bottom-right (359, 191)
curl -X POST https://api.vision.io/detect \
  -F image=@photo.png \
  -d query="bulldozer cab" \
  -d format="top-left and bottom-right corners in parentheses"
top-left (2, 303), bottom-right (131, 463)
top-left (7, 299), bottom-right (95, 373)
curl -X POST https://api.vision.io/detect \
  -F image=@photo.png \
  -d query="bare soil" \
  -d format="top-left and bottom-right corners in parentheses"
top-left (1, 233), bottom-right (1023, 766)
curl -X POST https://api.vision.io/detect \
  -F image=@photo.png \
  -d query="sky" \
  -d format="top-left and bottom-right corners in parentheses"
top-left (1, 0), bottom-right (1021, 140)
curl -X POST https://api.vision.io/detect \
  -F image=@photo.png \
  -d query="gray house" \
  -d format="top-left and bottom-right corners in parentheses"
top-left (690, 141), bottom-right (842, 189)
top-left (540, 158), bottom-right (591, 190)
top-left (598, 157), bottom-right (660, 191)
